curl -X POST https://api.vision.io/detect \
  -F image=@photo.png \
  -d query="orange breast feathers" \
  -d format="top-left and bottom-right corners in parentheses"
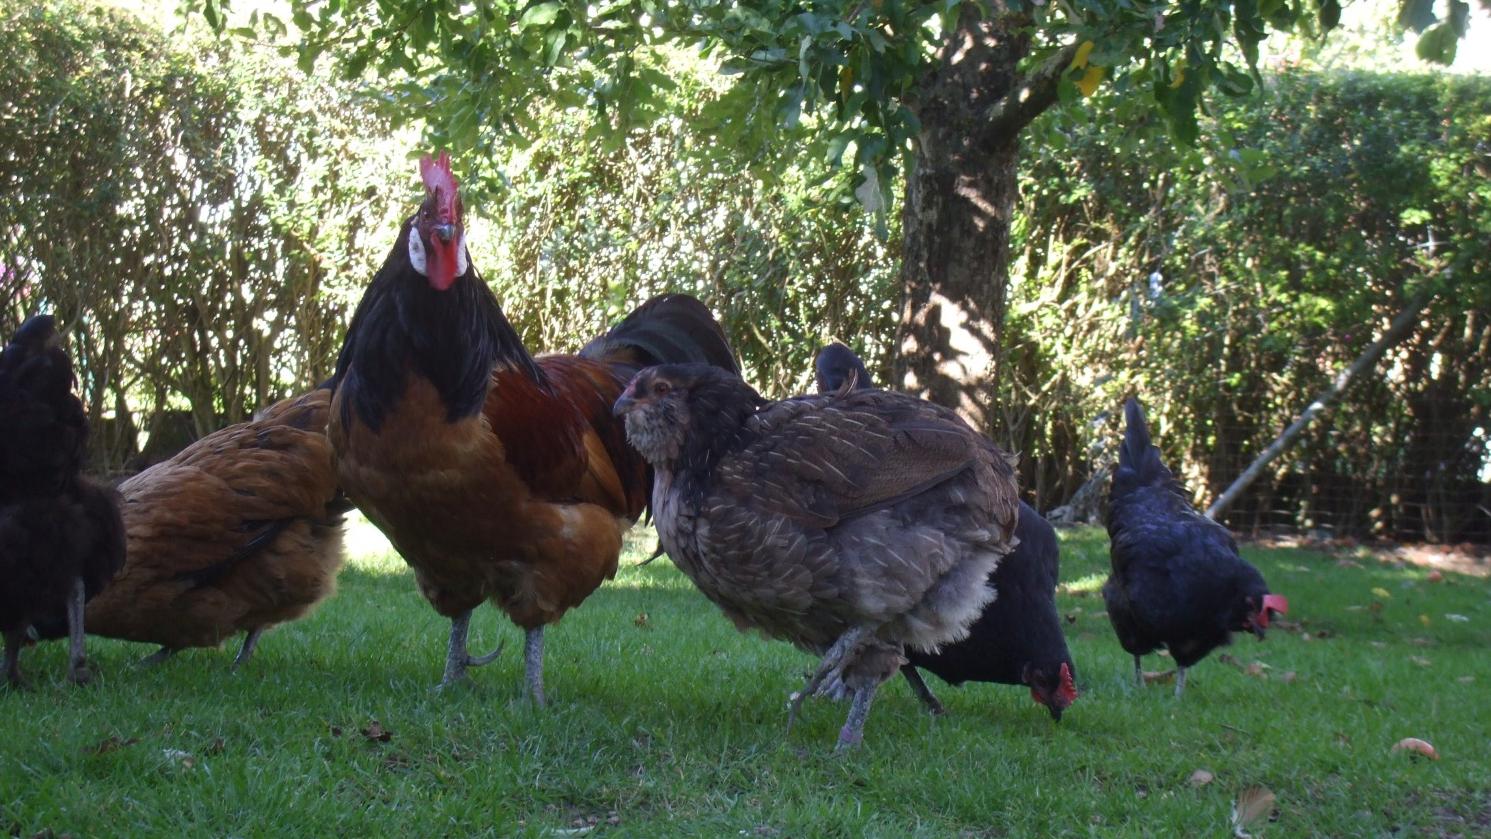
top-left (484, 354), bottom-right (648, 521)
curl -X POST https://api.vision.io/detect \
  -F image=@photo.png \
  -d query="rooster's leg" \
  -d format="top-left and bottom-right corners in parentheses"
top-left (138, 647), bottom-right (177, 667)
top-left (787, 625), bottom-right (872, 733)
top-left (1133, 655), bottom-right (1143, 688)
top-left (232, 627), bottom-right (264, 670)
top-left (3, 629), bottom-right (24, 687)
top-left (439, 610), bottom-right (504, 688)
top-left (524, 627), bottom-right (546, 707)
top-left (65, 577), bottom-right (91, 685)
top-left (1174, 666), bottom-right (1187, 699)
top-left (901, 665), bottom-right (945, 716)
top-left (835, 683), bottom-right (879, 753)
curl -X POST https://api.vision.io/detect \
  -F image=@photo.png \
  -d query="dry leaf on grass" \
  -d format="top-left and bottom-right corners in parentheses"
top-left (1280, 671), bottom-right (1297, 684)
top-left (633, 612), bottom-right (650, 629)
top-left (1189, 769), bottom-right (1215, 787)
top-left (360, 720), bottom-right (392, 743)
top-left (1231, 786), bottom-right (1277, 837)
top-left (1426, 570), bottom-right (1444, 582)
top-left (1391, 737), bottom-right (1439, 760)
top-left (82, 736), bottom-right (139, 756)
top-left (1410, 656), bottom-right (1432, 668)
top-left (1142, 669), bottom-right (1176, 684)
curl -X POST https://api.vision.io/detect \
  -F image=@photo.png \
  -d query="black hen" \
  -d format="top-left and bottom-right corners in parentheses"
top-left (815, 341), bottom-right (1077, 720)
top-left (1102, 398), bottom-right (1288, 697)
top-left (615, 363), bottom-right (1020, 751)
top-left (0, 315), bottom-right (125, 686)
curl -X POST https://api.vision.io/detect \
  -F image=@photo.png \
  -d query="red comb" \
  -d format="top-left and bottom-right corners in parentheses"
top-left (1058, 662), bottom-right (1078, 702)
top-left (419, 152), bottom-right (459, 197)
top-left (1263, 594), bottom-right (1289, 614)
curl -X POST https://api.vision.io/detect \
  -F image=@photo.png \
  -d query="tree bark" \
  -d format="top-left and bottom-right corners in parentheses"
top-left (893, 5), bottom-right (1071, 434)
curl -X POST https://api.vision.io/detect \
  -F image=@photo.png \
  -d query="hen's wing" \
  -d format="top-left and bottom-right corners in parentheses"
top-left (701, 389), bottom-right (1018, 627)
top-left (718, 390), bottom-right (1000, 528)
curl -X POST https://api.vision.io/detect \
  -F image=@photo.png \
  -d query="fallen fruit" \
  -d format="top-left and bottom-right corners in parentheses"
top-left (1391, 738), bottom-right (1439, 760)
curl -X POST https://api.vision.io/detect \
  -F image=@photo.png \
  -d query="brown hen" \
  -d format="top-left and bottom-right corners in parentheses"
top-left (44, 387), bottom-right (347, 667)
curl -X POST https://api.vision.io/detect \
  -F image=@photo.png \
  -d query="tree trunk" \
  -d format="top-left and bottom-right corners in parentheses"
top-left (893, 5), bottom-right (1044, 435)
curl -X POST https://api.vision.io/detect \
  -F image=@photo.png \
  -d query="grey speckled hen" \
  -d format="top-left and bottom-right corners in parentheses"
top-left (614, 363), bottom-right (1020, 751)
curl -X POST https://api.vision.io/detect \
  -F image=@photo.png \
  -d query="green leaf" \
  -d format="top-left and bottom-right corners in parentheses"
top-left (520, 1), bottom-right (563, 29)
top-left (1397, 0), bottom-right (1437, 33)
top-left (1448, 0), bottom-right (1471, 36)
top-left (1318, 0), bottom-right (1341, 31)
top-left (1415, 22), bottom-right (1458, 63)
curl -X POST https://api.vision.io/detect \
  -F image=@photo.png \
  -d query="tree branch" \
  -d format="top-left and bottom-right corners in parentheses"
top-left (1204, 293), bottom-right (1433, 521)
top-left (980, 41), bottom-right (1081, 147)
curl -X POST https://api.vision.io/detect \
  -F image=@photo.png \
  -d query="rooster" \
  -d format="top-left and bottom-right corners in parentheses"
top-left (815, 341), bottom-right (1077, 721)
top-left (34, 387), bottom-right (347, 667)
top-left (330, 152), bottom-right (738, 700)
top-left (1103, 398), bottom-right (1289, 697)
top-left (615, 363), bottom-right (1020, 750)
top-left (0, 315), bottom-right (125, 685)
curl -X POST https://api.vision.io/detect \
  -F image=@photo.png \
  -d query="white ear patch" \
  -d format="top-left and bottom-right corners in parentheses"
top-left (456, 233), bottom-right (469, 277)
top-left (407, 229), bottom-right (428, 276)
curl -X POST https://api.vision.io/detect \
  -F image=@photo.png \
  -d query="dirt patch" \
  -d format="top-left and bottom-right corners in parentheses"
top-left (1245, 535), bottom-right (1491, 578)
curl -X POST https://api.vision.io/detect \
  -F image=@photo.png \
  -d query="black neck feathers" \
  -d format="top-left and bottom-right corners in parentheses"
top-left (334, 224), bottom-right (544, 432)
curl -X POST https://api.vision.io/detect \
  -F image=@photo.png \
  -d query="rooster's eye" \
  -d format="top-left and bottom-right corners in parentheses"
top-left (654, 381), bottom-right (672, 396)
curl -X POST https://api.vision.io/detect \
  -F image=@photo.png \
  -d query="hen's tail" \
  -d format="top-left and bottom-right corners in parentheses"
top-left (581, 294), bottom-right (739, 375)
top-left (1115, 398), bottom-right (1174, 492)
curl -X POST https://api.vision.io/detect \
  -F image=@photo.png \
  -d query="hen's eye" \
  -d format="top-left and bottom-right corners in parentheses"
top-left (654, 381), bottom-right (672, 396)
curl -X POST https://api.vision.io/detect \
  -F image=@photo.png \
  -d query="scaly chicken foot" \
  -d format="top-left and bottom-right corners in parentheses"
top-left (232, 627), bottom-right (264, 670)
top-left (1174, 665), bottom-right (1187, 699)
top-left (66, 577), bottom-right (91, 685)
top-left (786, 625), bottom-right (872, 734)
top-left (835, 684), bottom-right (879, 753)
top-left (1133, 654), bottom-right (1143, 689)
top-left (439, 610), bottom-right (504, 688)
top-left (524, 627), bottom-right (546, 707)
top-left (900, 664), bottom-right (946, 716)
top-left (3, 628), bottom-right (25, 687)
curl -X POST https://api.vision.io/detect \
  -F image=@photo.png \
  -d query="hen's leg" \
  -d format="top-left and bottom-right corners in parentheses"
top-left (787, 625), bottom-right (871, 732)
top-left (3, 629), bottom-right (24, 687)
top-left (524, 627), bottom-right (546, 707)
top-left (1133, 654), bottom-right (1143, 688)
top-left (66, 577), bottom-right (91, 685)
top-left (232, 627), bottom-right (264, 670)
top-left (439, 609), bottom-right (504, 688)
top-left (835, 683), bottom-right (880, 752)
top-left (138, 647), bottom-right (177, 667)
top-left (901, 665), bottom-right (945, 716)
top-left (1174, 665), bottom-right (1187, 699)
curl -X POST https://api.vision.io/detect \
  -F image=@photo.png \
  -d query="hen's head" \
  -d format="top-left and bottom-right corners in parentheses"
top-left (614, 363), bottom-right (760, 467)
top-left (1024, 661), bottom-right (1078, 722)
top-left (407, 152), bottom-right (470, 291)
top-left (813, 341), bottom-right (873, 395)
top-left (1239, 590), bottom-right (1289, 639)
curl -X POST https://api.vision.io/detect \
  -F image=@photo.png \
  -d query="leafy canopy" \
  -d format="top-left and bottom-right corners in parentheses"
top-left (207, 0), bottom-right (1481, 198)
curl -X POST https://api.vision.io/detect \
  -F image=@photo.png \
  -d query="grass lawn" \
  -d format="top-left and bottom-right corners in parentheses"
top-left (3, 519), bottom-right (1489, 836)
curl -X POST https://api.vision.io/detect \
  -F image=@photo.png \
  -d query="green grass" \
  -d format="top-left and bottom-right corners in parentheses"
top-left (4, 520), bottom-right (1489, 837)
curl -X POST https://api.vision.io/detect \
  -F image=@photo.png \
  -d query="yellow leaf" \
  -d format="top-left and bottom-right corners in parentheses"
top-left (1372, 587), bottom-right (1392, 599)
top-left (1419, 613), bottom-right (1431, 626)
top-left (1169, 58), bottom-right (1187, 89)
top-left (1077, 65), bottom-right (1106, 97)
top-left (1071, 40), bottom-right (1095, 69)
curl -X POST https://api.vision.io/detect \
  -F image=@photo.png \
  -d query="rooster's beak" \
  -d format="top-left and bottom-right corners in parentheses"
top-left (613, 389), bottom-right (639, 417)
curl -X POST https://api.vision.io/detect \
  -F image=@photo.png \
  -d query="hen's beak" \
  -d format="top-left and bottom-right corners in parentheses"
top-left (612, 386), bottom-right (640, 418)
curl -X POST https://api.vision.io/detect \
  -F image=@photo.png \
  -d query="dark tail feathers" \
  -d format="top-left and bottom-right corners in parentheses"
top-left (581, 294), bottom-right (739, 375)
top-left (1118, 398), bottom-right (1172, 489)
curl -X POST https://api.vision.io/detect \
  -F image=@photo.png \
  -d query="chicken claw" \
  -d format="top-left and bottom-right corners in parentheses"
top-left (786, 625), bottom-right (872, 733)
top-left (440, 609), bottom-right (504, 688)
